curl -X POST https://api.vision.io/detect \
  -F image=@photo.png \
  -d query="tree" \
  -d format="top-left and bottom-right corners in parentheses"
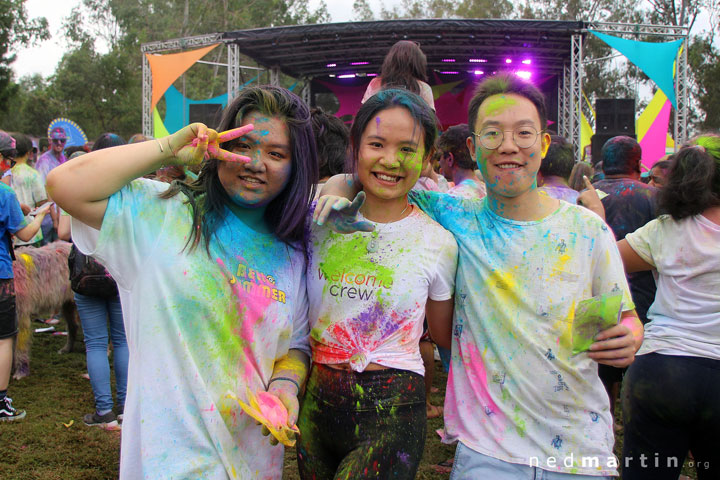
top-left (0, 0), bottom-right (48, 115)
top-left (688, 34), bottom-right (720, 130)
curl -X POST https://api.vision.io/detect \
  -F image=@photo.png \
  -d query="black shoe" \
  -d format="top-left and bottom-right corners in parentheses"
top-left (117, 405), bottom-right (124, 423)
top-left (83, 411), bottom-right (119, 430)
top-left (0, 397), bottom-right (26, 422)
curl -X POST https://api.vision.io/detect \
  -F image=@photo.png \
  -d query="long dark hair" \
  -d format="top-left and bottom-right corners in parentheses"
top-left (348, 88), bottom-right (438, 177)
top-left (161, 85), bottom-right (318, 254)
top-left (659, 133), bottom-right (720, 220)
top-left (380, 41), bottom-right (428, 95)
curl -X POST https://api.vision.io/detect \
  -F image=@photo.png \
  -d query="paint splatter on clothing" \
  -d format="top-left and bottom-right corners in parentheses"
top-left (409, 191), bottom-right (634, 476)
top-left (593, 178), bottom-right (657, 322)
top-left (71, 178), bottom-right (310, 480)
top-left (297, 364), bottom-right (426, 479)
top-left (308, 206), bottom-right (457, 374)
top-left (448, 178), bottom-right (487, 200)
top-left (10, 163), bottom-right (45, 246)
top-left (538, 183), bottom-right (579, 204)
top-left (626, 214), bottom-right (720, 361)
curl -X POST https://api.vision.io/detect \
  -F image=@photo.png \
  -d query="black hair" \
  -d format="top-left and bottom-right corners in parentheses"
top-left (348, 88), bottom-right (438, 176)
top-left (10, 133), bottom-right (32, 158)
top-left (540, 135), bottom-right (575, 180)
top-left (92, 133), bottom-right (126, 151)
top-left (311, 107), bottom-right (349, 179)
top-left (161, 85), bottom-right (318, 254)
top-left (468, 72), bottom-right (547, 134)
top-left (380, 40), bottom-right (428, 94)
top-left (437, 124), bottom-right (474, 170)
top-left (601, 136), bottom-right (641, 176)
top-left (659, 134), bottom-right (720, 220)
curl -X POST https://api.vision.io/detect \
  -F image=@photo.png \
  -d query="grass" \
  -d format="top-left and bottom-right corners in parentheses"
top-left (1, 318), bottom-right (698, 479)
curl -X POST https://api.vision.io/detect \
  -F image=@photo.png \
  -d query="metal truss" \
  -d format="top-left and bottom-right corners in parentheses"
top-left (569, 33), bottom-right (584, 162)
top-left (142, 54), bottom-right (152, 137)
top-left (269, 67), bottom-right (281, 86)
top-left (141, 33), bottom-right (223, 54)
top-left (227, 43), bottom-right (240, 102)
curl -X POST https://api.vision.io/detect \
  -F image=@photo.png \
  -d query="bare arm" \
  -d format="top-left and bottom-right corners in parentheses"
top-left (46, 124), bottom-right (250, 230)
top-left (57, 214), bottom-right (71, 241)
top-left (426, 297), bottom-right (454, 350)
top-left (617, 239), bottom-right (654, 273)
top-left (14, 204), bottom-right (50, 242)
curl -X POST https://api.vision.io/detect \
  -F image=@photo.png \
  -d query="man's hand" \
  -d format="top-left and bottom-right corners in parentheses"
top-left (588, 315), bottom-right (643, 368)
top-left (577, 176), bottom-right (606, 220)
top-left (313, 192), bottom-right (375, 233)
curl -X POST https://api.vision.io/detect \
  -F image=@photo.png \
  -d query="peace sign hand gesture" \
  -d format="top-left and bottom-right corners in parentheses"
top-left (165, 123), bottom-right (255, 166)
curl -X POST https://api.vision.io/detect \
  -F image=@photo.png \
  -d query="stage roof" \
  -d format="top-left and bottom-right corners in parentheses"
top-left (222, 19), bottom-right (586, 81)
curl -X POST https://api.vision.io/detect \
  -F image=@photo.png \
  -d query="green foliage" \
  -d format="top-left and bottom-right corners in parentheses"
top-left (688, 34), bottom-right (720, 130)
top-left (0, 0), bottom-right (48, 115)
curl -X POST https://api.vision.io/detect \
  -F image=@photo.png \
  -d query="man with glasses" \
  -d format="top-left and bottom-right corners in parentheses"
top-left (35, 126), bottom-right (68, 244)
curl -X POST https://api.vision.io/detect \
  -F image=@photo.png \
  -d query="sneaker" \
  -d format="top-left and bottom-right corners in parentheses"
top-left (83, 411), bottom-right (119, 430)
top-left (117, 406), bottom-right (123, 423)
top-left (0, 397), bottom-right (26, 422)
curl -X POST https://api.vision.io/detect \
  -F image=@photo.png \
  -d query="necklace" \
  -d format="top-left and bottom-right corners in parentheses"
top-left (366, 202), bottom-right (410, 253)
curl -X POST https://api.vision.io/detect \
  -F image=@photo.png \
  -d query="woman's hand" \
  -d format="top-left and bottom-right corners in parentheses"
top-left (577, 176), bottom-right (606, 220)
top-left (262, 380), bottom-right (301, 446)
top-left (165, 123), bottom-right (255, 166)
top-left (313, 192), bottom-right (375, 233)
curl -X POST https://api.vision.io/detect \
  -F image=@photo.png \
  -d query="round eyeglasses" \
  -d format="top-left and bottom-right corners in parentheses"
top-left (473, 126), bottom-right (542, 150)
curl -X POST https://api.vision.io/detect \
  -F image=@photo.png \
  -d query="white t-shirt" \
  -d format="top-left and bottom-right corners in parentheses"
top-left (72, 179), bottom-right (310, 480)
top-left (10, 163), bottom-right (46, 245)
top-left (626, 214), bottom-right (720, 360)
top-left (447, 178), bottom-right (486, 200)
top-left (307, 206), bottom-right (458, 375)
top-left (409, 191), bottom-right (634, 476)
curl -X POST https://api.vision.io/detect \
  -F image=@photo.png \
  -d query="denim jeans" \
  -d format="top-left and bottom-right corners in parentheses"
top-left (74, 292), bottom-right (128, 413)
top-left (450, 443), bottom-right (612, 480)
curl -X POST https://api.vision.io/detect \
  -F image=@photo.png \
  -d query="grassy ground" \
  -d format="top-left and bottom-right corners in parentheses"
top-left (1, 318), bottom-right (698, 479)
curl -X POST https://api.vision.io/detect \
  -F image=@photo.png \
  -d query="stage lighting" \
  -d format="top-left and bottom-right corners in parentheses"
top-left (469, 58), bottom-right (488, 63)
top-left (505, 58), bottom-right (513, 64)
top-left (516, 70), bottom-right (532, 80)
top-left (351, 62), bottom-right (369, 65)
top-left (473, 70), bottom-right (485, 75)
top-left (338, 74), bottom-right (356, 78)
top-left (367, 73), bottom-right (378, 77)
top-left (442, 58), bottom-right (456, 62)
top-left (440, 71), bottom-right (459, 74)
top-left (522, 59), bottom-right (532, 65)
top-left (326, 63), bottom-right (336, 68)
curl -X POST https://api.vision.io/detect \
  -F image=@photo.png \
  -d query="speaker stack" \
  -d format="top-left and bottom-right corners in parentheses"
top-left (591, 98), bottom-right (636, 164)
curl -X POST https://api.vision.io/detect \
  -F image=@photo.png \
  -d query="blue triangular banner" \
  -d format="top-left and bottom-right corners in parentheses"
top-left (590, 30), bottom-right (683, 108)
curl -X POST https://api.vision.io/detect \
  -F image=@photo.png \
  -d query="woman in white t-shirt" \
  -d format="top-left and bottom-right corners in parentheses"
top-left (298, 89), bottom-right (457, 479)
top-left (361, 40), bottom-right (435, 110)
top-left (617, 135), bottom-right (720, 480)
top-left (47, 87), bottom-right (318, 480)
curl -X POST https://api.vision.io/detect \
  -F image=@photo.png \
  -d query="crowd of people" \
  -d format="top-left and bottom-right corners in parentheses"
top-left (0, 39), bottom-right (718, 480)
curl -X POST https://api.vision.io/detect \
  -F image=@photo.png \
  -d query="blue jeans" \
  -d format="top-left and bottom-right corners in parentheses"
top-left (450, 443), bottom-right (612, 480)
top-left (74, 292), bottom-right (128, 413)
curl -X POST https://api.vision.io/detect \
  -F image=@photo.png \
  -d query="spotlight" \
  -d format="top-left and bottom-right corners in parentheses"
top-left (469, 58), bottom-right (488, 63)
top-left (522, 59), bottom-right (532, 65)
top-left (441, 58), bottom-right (456, 62)
top-left (326, 63), bottom-right (337, 68)
top-left (505, 58), bottom-right (512, 64)
top-left (440, 71), bottom-right (459, 74)
top-left (473, 70), bottom-right (484, 75)
top-left (338, 74), bottom-right (356, 78)
top-left (351, 61), bottom-right (369, 65)
top-left (516, 70), bottom-right (532, 80)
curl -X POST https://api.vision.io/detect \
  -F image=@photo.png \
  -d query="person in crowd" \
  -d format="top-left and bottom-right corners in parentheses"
top-left (0, 177), bottom-right (50, 421)
top-left (618, 135), bottom-right (720, 480)
top-left (68, 133), bottom-right (128, 431)
top-left (47, 86), bottom-right (318, 479)
top-left (35, 126), bottom-right (68, 245)
top-left (299, 89), bottom-right (457, 479)
top-left (362, 40), bottom-right (435, 110)
top-left (127, 133), bottom-right (151, 144)
top-left (310, 107), bottom-right (349, 200)
top-left (592, 136), bottom-right (658, 421)
top-left (413, 150), bottom-right (450, 192)
top-left (319, 73), bottom-right (643, 479)
top-left (438, 124), bottom-right (487, 200)
top-left (569, 161), bottom-right (594, 191)
top-left (538, 135), bottom-right (580, 203)
top-left (7, 133), bottom-right (47, 247)
top-left (648, 158), bottom-right (671, 188)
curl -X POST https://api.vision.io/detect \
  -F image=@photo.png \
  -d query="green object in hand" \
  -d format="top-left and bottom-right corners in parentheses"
top-left (571, 292), bottom-right (623, 355)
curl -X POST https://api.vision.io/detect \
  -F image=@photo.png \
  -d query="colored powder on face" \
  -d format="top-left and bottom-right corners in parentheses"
top-left (481, 95), bottom-right (517, 119)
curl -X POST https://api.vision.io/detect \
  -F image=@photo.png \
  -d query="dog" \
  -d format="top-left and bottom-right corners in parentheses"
top-left (12, 241), bottom-right (79, 379)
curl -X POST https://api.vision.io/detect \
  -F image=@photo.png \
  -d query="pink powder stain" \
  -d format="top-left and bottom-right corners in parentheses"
top-left (461, 342), bottom-right (506, 424)
top-left (255, 392), bottom-right (289, 428)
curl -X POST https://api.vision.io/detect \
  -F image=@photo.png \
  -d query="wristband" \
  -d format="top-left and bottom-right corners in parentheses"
top-left (267, 376), bottom-right (300, 393)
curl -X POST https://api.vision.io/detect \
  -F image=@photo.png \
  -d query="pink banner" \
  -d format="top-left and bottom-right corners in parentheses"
top-left (640, 99), bottom-right (672, 170)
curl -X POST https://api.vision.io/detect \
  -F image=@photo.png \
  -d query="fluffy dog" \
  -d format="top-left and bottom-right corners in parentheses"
top-left (12, 241), bottom-right (78, 379)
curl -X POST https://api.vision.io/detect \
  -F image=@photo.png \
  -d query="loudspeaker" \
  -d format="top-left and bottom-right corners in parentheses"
top-left (189, 104), bottom-right (224, 128)
top-left (595, 98), bottom-right (635, 134)
top-left (590, 133), bottom-right (637, 165)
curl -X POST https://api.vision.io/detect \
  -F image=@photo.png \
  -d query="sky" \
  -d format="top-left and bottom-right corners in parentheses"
top-left (11, 0), bottom-right (384, 79)
top-left (12, 0), bottom-right (716, 80)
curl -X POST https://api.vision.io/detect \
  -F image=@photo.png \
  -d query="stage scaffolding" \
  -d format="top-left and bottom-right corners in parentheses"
top-left (141, 21), bottom-right (690, 159)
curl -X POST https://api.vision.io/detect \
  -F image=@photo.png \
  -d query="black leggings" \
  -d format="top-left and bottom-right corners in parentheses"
top-left (296, 363), bottom-right (426, 480)
top-left (621, 352), bottom-right (720, 480)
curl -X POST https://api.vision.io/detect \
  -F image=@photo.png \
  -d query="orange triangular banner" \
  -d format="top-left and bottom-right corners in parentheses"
top-left (146, 44), bottom-right (220, 110)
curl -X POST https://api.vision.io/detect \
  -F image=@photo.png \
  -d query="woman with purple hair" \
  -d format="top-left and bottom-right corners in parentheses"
top-left (48, 86), bottom-right (318, 479)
